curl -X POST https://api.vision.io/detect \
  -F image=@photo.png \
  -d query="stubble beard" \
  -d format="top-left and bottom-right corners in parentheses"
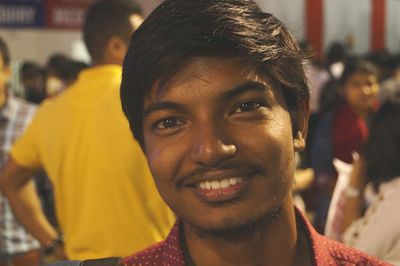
top-left (199, 203), bottom-right (283, 240)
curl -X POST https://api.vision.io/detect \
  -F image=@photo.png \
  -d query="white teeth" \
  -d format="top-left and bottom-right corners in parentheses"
top-left (220, 179), bottom-right (230, 189)
top-left (197, 177), bottom-right (244, 190)
top-left (211, 180), bottom-right (220, 189)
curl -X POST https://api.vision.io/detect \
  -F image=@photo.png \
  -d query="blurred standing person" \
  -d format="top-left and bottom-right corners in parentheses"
top-left (298, 40), bottom-right (330, 171)
top-left (0, 0), bottom-right (173, 261)
top-left (332, 59), bottom-right (380, 163)
top-left (379, 55), bottom-right (400, 102)
top-left (20, 62), bottom-right (47, 104)
top-left (336, 99), bottom-right (400, 264)
top-left (326, 42), bottom-right (347, 80)
top-left (45, 54), bottom-right (88, 97)
top-left (0, 37), bottom-right (39, 266)
top-left (308, 59), bottom-right (380, 232)
top-left (300, 40), bottom-right (330, 115)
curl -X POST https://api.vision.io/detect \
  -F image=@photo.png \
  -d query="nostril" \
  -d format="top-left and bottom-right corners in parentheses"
top-left (190, 139), bottom-right (237, 166)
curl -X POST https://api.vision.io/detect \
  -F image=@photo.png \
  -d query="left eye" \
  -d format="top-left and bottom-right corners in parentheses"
top-left (234, 102), bottom-right (262, 113)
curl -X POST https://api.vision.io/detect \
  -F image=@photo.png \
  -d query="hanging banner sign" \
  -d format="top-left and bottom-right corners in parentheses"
top-left (0, 0), bottom-right (94, 29)
top-left (45, 0), bottom-right (93, 29)
top-left (0, 0), bottom-right (45, 27)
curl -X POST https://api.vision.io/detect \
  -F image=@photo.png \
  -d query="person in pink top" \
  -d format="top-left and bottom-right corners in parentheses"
top-left (117, 0), bottom-right (389, 265)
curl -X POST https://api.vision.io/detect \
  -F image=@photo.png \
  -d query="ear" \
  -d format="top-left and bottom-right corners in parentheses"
top-left (293, 101), bottom-right (310, 152)
top-left (104, 36), bottom-right (128, 65)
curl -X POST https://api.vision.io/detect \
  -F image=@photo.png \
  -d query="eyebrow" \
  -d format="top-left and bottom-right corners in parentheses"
top-left (222, 80), bottom-right (270, 100)
top-left (143, 101), bottom-right (187, 117)
top-left (143, 80), bottom-right (269, 117)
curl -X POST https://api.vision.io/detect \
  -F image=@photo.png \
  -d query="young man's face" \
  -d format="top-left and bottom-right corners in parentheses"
top-left (143, 57), bottom-right (306, 234)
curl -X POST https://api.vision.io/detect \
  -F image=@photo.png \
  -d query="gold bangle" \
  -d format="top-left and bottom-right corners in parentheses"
top-left (344, 187), bottom-right (361, 198)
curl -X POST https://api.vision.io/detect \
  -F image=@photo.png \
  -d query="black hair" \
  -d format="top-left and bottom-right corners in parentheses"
top-left (121, 0), bottom-right (309, 146)
top-left (326, 42), bottom-right (347, 66)
top-left (0, 36), bottom-right (10, 66)
top-left (340, 59), bottom-right (379, 86)
top-left (364, 99), bottom-right (400, 189)
top-left (47, 54), bottom-right (72, 80)
top-left (83, 0), bottom-right (142, 63)
top-left (20, 61), bottom-right (43, 80)
top-left (45, 54), bottom-right (88, 84)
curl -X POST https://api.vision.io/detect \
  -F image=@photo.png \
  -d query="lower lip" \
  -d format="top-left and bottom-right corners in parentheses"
top-left (191, 178), bottom-right (251, 203)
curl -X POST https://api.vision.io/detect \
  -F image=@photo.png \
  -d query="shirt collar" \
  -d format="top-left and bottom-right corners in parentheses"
top-left (76, 64), bottom-right (122, 82)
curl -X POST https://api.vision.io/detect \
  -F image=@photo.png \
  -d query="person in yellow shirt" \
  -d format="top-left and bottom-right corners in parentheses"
top-left (0, 0), bottom-right (173, 261)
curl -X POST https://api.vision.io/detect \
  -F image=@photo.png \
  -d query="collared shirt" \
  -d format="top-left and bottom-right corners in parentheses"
top-left (0, 96), bottom-right (39, 257)
top-left (122, 209), bottom-right (391, 266)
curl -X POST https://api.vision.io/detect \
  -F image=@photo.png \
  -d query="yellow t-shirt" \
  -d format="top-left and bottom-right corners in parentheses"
top-left (11, 65), bottom-right (174, 259)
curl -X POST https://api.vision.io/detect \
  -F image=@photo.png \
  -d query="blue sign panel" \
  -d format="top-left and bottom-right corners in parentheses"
top-left (0, 0), bottom-right (45, 27)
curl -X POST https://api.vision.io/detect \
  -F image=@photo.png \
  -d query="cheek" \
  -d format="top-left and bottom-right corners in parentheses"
top-left (146, 143), bottom-right (172, 180)
top-left (145, 144), bottom-right (175, 203)
top-left (344, 88), bottom-right (360, 102)
top-left (145, 135), bottom-right (186, 187)
top-left (238, 111), bottom-right (295, 164)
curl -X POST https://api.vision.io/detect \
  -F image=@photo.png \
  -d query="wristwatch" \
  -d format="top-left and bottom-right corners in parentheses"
top-left (44, 235), bottom-right (64, 255)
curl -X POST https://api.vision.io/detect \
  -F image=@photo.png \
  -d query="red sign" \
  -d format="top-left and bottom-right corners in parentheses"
top-left (45, 0), bottom-right (94, 29)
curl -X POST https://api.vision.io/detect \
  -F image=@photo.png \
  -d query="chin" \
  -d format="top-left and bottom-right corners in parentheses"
top-left (186, 203), bottom-right (283, 239)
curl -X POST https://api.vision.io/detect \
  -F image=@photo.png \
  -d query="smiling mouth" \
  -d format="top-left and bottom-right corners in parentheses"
top-left (190, 176), bottom-right (252, 203)
top-left (196, 177), bottom-right (244, 190)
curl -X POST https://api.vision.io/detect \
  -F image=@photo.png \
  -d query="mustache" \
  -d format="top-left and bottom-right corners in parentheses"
top-left (175, 160), bottom-right (266, 187)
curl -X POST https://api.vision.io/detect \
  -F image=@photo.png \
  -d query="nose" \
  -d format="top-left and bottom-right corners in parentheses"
top-left (190, 123), bottom-right (237, 167)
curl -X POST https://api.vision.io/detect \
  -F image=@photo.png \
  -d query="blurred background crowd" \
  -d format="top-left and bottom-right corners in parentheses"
top-left (0, 0), bottom-right (399, 265)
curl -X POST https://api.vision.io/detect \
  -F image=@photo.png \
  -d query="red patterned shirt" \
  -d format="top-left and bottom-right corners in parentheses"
top-left (122, 209), bottom-right (391, 266)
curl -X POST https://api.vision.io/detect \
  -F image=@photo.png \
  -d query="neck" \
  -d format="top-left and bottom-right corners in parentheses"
top-left (91, 59), bottom-right (122, 67)
top-left (353, 107), bottom-right (369, 120)
top-left (182, 201), bottom-right (310, 266)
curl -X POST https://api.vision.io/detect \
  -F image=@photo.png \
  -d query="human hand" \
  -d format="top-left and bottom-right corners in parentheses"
top-left (349, 153), bottom-right (367, 189)
top-left (52, 244), bottom-right (67, 260)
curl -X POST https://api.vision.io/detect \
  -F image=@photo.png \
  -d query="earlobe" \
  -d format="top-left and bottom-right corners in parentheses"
top-left (293, 101), bottom-right (310, 152)
top-left (293, 131), bottom-right (305, 152)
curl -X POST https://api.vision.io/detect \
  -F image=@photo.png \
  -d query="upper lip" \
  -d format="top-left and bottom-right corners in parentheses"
top-left (181, 169), bottom-right (258, 187)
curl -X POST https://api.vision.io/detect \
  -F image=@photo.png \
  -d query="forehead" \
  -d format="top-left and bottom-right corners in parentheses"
top-left (146, 57), bottom-right (274, 102)
top-left (347, 71), bottom-right (377, 82)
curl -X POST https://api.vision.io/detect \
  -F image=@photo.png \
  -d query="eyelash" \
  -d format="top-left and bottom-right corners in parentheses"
top-left (232, 101), bottom-right (265, 114)
top-left (152, 101), bottom-right (266, 131)
top-left (154, 117), bottom-right (185, 130)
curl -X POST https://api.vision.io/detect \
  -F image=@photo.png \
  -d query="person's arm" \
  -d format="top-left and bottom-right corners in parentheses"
top-left (339, 156), bottom-right (367, 235)
top-left (0, 157), bottom-right (66, 259)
